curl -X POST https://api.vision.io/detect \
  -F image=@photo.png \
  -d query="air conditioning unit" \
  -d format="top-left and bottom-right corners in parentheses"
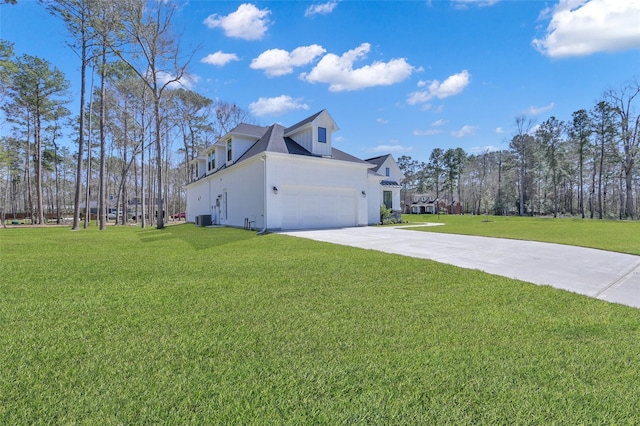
top-left (196, 215), bottom-right (212, 227)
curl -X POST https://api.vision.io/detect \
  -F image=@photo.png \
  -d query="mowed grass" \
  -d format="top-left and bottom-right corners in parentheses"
top-left (1, 224), bottom-right (639, 424)
top-left (403, 214), bottom-right (640, 255)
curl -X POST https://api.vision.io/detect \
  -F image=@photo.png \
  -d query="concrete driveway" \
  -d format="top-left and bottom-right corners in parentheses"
top-left (281, 225), bottom-right (640, 309)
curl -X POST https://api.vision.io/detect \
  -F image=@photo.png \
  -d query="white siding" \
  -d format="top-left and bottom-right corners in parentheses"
top-left (220, 159), bottom-right (264, 228)
top-left (266, 154), bottom-right (369, 230)
top-left (375, 156), bottom-right (404, 212)
top-left (186, 156), bottom-right (265, 228)
top-left (290, 128), bottom-right (313, 153)
top-left (367, 175), bottom-right (383, 225)
top-left (231, 136), bottom-right (258, 163)
top-left (313, 115), bottom-right (334, 157)
top-left (186, 178), bottom-right (212, 223)
top-left (378, 156), bottom-right (404, 183)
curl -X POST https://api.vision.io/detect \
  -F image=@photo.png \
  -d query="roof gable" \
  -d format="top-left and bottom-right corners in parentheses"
top-left (284, 110), bottom-right (324, 134)
top-left (364, 154), bottom-right (390, 173)
top-left (235, 123), bottom-right (367, 166)
top-left (284, 109), bottom-right (339, 135)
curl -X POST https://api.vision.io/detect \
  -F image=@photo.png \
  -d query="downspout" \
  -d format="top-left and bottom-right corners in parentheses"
top-left (208, 177), bottom-right (212, 225)
top-left (257, 155), bottom-right (268, 235)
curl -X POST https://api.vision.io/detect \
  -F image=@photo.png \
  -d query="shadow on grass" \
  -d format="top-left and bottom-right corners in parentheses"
top-left (137, 223), bottom-right (257, 251)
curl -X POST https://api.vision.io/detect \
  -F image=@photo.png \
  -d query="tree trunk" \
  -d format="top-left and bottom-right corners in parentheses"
top-left (552, 167), bottom-right (558, 218)
top-left (141, 122), bottom-right (146, 228)
top-left (597, 139), bottom-right (604, 219)
top-left (34, 108), bottom-right (45, 225)
top-left (579, 150), bottom-right (584, 219)
top-left (625, 163), bottom-right (635, 219)
top-left (519, 162), bottom-right (525, 216)
top-left (54, 143), bottom-right (61, 223)
top-left (99, 47), bottom-right (107, 230)
top-left (154, 95), bottom-right (164, 229)
top-left (84, 67), bottom-right (94, 228)
top-left (72, 39), bottom-right (87, 230)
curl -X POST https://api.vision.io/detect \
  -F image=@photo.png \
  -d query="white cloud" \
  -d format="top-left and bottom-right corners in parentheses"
top-left (451, 125), bottom-right (478, 138)
top-left (201, 51), bottom-right (240, 67)
top-left (407, 70), bottom-right (471, 104)
top-left (495, 127), bottom-right (505, 134)
top-left (305, 1), bottom-right (339, 16)
top-left (532, 0), bottom-right (640, 58)
top-left (367, 144), bottom-right (413, 153)
top-left (157, 71), bottom-right (199, 90)
top-left (413, 129), bottom-right (442, 136)
top-left (249, 95), bottom-right (309, 117)
top-left (203, 4), bottom-right (271, 40)
top-left (527, 102), bottom-right (555, 115)
top-left (432, 119), bottom-right (448, 127)
top-left (300, 43), bottom-right (415, 92)
top-left (251, 45), bottom-right (326, 77)
top-left (376, 118), bottom-right (389, 124)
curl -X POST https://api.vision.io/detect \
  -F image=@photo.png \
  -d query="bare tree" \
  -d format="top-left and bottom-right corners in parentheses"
top-left (591, 101), bottom-right (618, 219)
top-left (106, 0), bottom-right (194, 229)
top-left (213, 101), bottom-right (252, 140)
top-left (87, 0), bottom-right (123, 230)
top-left (606, 79), bottom-right (640, 219)
top-left (509, 116), bottom-right (535, 216)
top-left (41, 0), bottom-right (96, 230)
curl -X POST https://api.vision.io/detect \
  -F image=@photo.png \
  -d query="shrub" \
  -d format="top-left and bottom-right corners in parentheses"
top-left (380, 205), bottom-right (399, 225)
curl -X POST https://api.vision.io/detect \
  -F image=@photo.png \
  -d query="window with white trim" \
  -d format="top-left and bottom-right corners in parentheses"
top-left (385, 167), bottom-right (390, 177)
top-left (318, 127), bottom-right (327, 143)
top-left (207, 151), bottom-right (216, 171)
top-left (383, 191), bottom-right (393, 209)
top-left (226, 138), bottom-right (232, 162)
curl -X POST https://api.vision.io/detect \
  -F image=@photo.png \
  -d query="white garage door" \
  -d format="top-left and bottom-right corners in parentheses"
top-left (281, 188), bottom-right (357, 229)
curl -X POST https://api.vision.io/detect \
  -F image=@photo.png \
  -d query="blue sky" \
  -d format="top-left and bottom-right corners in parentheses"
top-left (2, 0), bottom-right (640, 163)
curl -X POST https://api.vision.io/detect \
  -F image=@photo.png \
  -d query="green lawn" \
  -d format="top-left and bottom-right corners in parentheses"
top-left (403, 214), bottom-right (640, 255)
top-left (1, 224), bottom-right (639, 424)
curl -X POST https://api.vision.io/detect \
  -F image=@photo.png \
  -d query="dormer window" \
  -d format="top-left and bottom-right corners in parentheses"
top-left (207, 151), bottom-right (216, 171)
top-left (385, 167), bottom-right (390, 177)
top-left (318, 127), bottom-right (327, 143)
top-left (226, 138), bottom-right (232, 162)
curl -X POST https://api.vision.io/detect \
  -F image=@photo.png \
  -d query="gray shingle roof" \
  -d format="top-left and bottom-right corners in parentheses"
top-left (235, 124), bottom-right (285, 163)
top-left (206, 112), bottom-right (376, 173)
top-left (235, 123), bottom-right (368, 167)
top-left (364, 154), bottom-right (391, 173)
top-left (331, 148), bottom-right (370, 165)
top-left (229, 123), bottom-right (268, 138)
top-left (284, 110), bottom-right (325, 134)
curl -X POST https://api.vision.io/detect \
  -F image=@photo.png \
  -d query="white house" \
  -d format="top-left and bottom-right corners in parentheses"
top-left (186, 110), bottom-right (404, 231)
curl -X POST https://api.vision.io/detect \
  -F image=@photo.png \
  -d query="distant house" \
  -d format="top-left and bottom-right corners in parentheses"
top-left (404, 193), bottom-right (464, 215)
top-left (407, 194), bottom-right (438, 214)
top-left (186, 110), bottom-right (404, 231)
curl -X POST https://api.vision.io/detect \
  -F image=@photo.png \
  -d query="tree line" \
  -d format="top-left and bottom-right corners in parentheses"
top-left (398, 80), bottom-right (640, 220)
top-left (1, 2), bottom-right (638, 227)
top-left (0, 0), bottom-right (251, 229)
